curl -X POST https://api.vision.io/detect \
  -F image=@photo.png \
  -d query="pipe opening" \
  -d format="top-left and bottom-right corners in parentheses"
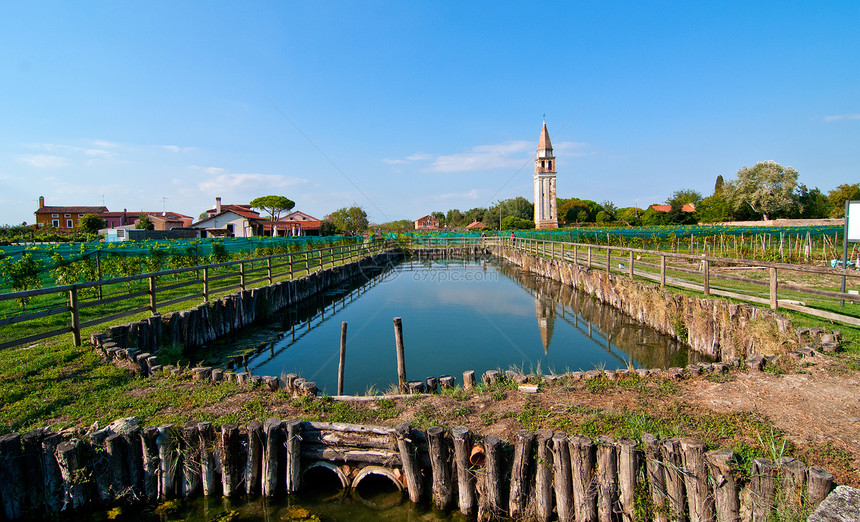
top-left (351, 466), bottom-right (404, 509)
top-left (301, 461), bottom-right (349, 500)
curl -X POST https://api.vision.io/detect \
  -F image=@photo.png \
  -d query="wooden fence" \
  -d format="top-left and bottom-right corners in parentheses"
top-left (402, 236), bottom-right (860, 326)
top-left (0, 239), bottom-right (394, 350)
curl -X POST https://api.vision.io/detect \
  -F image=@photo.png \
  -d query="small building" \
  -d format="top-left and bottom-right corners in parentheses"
top-left (271, 211), bottom-right (322, 236)
top-left (650, 203), bottom-right (697, 213)
top-left (99, 210), bottom-right (193, 230)
top-left (414, 214), bottom-right (440, 230)
top-left (465, 221), bottom-right (486, 230)
top-left (34, 196), bottom-right (108, 231)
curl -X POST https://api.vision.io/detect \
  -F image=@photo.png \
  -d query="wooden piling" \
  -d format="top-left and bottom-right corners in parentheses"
top-left (439, 375), bottom-right (455, 389)
top-left (141, 426), bottom-right (160, 500)
top-left (0, 433), bottom-right (24, 519)
top-left (124, 427), bottom-right (143, 496)
top-left (38, 433), bottom-right (64, 514)
top-left (394, 317), bottom-right (407, 393)
top-left (220, 423), bottom-right (241, 497)
top-left (285, 419), bottom-right (302, 493)
top-left (157, 425), bottom-right (178, 499)
top-left (338, 321), bottom-right (347, 395)
top-left (427, 426), bottom-right (454, 511)
top-left (596, 436), bottom-right (619, 522)
top-left (706, 448), bottom-right (740, 522)
top-left (776, 457), bottom-right (807, 512)
top-left (104, 433), bottom-right (128, 499)
top-left (181, 421), bottom-right (201, 497)
top-left (463, 370), bottom-right (476, 390)
top-left (535, 429), bottom-right (555, 522)
top-left (660, 437), bottom-right (686, 522)
top-left (55, 439), bottom-right (89, 510)
top-left (452, 426), bottom-right (476, 516)
top-left (395, 423), bottom-right (423, 503)
top-left (262, 418), bottom-right (284, 497)
top-left (197, 422), bottom-right (218, 497)
top-left (478, 435), bottom-right (503, 521)
top-left (681, 438), bottom-right (714, 521)
top-left (641, 434), bottom-right (668, 522)
top-left (552, 432), bottom-right (574, 522)
top-left (750, 457), bottom-right (777, 522)
top-left (508, 429), bottom-right (534, 519)
top-left (617, 438), bottom-right (638, 522)
top-left (20, 429), bottom-right (45, 514)
top-left (245, 420), bottom-right (264, 496)
top-left (806, 466), bottom-right (834, 510)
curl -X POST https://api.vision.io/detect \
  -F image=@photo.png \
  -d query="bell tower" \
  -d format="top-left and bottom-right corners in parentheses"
top-left (533, 121), bottom-right (558, 229)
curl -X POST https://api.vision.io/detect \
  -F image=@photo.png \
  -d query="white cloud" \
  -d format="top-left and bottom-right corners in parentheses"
top-left (407, 153), bottom-right (433, 161)
top-left (19, 154), bottom-right (69, 168)
top-left (824, 113), bottom-right (860, 122)
top-left (427, 140), bottom-right (532, 172)
top-left (435, 189), bottom-right (482, 200)
top-left (382, 158), bottom-right (408, 165)
top-left (197, 171), bottom-right (308, 192)
top-left (163, 145), bottom-right (195, 153)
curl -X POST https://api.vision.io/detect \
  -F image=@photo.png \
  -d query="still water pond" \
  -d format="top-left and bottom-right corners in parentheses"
top-left (202, 256), bottom-right (707, 395)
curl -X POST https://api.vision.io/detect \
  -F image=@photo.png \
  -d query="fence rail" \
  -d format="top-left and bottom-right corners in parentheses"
top-left (0, 240), bottom-right (394, 350)
top-left (2, 234), bottom-right (857, 350)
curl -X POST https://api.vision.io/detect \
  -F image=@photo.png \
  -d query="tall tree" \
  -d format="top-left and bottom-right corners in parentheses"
top-left (249, 195), bottom-right (296, 221)
top-left (795, 185), bottom-right (834, 219)
top-left (135, 214), bottom-right (154, 230)
top-left (325, 206), bottom-right (368, 236)
top-left (724, 161), bottom-right (799, 220)
top-left (79, 213), bottom-right (106, 234)
top-left (828, 183), bottom-right (860, 218)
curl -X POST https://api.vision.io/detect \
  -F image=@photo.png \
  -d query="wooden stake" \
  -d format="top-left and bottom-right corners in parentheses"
top-left (262, 418), bottom-right (284, 497)
top-left (750, 457), bottom-right (777, 522)
top-left (596, 436), bottom-right (619, 522)
top-left (285, 419), bottom-right (302, 493)
top-left (452, 426), bottom-right (476, 516)
top-left (479, 435), bottom-right (503, 521)
top-left (394, 317), bottom-right (407, 393)
top-left (508, 429), bottom-right (535, 519)
top-left (245, 420), bottom-right (264, 496)
top-left (706, 448), bottom-right (740, 522)
top-left (806, 466), bottom-right (834, 510)
top-left (0, 433), bottom-right (24, 519)
top-left (395, 423), bottom-right (423, 503)
top-left (197, 422), bottom-right (218, 497)
top-left (427, 426), bottom-right (454, 510)
top-left (660, 438), bottom-right (686, 522)
top-left (681, 438), bottom-right (714, 521)
top-left (535, 429), bottom-right (555, 522)
top-left (552, 432), bottom-right (574, 522)
top-left (338, 321), bottom-right (347, 395)
top-left (641, 434), bottom-right (668, 522)
top-left (220, 423), bottom-right (241, 497)
top-left (617, 438), bottom-right (638, 522)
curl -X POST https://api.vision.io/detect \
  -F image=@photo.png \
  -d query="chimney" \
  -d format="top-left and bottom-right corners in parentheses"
top-left (39, 196), bottom-right (45, 209)
top-left (216, 197), bottom-right (222, 214)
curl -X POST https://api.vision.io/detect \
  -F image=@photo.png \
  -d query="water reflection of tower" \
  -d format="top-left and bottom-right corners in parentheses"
top-left (534, 291), bottom-right (556, 354)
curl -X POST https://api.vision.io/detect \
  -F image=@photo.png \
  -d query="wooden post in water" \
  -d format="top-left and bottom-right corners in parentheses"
top-left (181, 421), bottom-right (201, 497)
top-left (452, 426), bottom-right (476, 516)
top-left (509, 429), bottom-right (535, 519)
top-left (220, 423), bottom-right (241, 497)
top-left (157, 425), bottom-right (177, 499)
top-left (427, 426), bottom-right (454, 510)
top-left (338, 321), bottom-right (347, 395)
top-left (285, 419), bottom-right (302, 493)
top-left (479, 435), bottom-right (503, 521)
top-left (141, 426), bottom-right (160, 500)
top-left (394, 317), bottom-right (407, 393)
top-left (197, 422), bottom-right (218, 497)
top-left (245, 420), bottom-right (263, 496)
top-left (262, 418), bottom-right (283, 497)
top-left (463, 370), bottom-right (476, 390)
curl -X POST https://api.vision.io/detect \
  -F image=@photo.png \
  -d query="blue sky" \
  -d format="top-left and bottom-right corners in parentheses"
top-left (1, 1), bottom-right (858, 226)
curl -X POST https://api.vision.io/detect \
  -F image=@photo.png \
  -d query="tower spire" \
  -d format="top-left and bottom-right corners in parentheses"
top-left (533, 121), bottom-right (559, 229)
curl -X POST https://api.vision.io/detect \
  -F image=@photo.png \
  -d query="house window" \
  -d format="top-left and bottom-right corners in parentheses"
top-left (66, 219), bottom-right (74, 228)
top-left (52, 219), bottom-right (59, 227)
top-left (78, 214), bottom-right (84, 217)
top-left (52, 213), bottom-right (59, 218)
top-left (64, 214), bottom-right (71, 218)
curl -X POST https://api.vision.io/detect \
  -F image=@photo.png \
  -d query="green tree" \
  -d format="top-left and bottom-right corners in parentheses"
top-left (135, 214), bottom-right (154, 230)
top-left (78, 214), bottom-right (106, 234)
top-left (795, 185), bottom-right (834, 219)
top-left (714, 175), bottom-right (725, 194)
top-left (695, 194), bottom-right (733, 223)
top-left (601, 200), bottom-right (617, 219)
top-left (249, 195), bottom-right (296, 221)
top-left (617, 207), bottom-right (644, 226)
top-left (325, 206), bottom-right (369, 236)
top-left (446, 209), bottom-right (465, 227)
top-left (666, 189), bottom-right (703, 208)
top-left (828, 183), bottom-right (860, 218)
top-left (501, 216), bottom-right (534, 230)
top-left (724, 161), bottom-right (799, 220)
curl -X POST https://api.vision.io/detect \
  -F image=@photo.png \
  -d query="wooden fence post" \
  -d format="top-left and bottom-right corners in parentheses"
top-left (202, 267), bottom-right (209, 302)
top-left (628, 251), bottom-right (634, 279)
top-left (239, 262), bottom-right (246, 291)
top-left (660, 254), bottom-right (666, 289)
top-left (266, 258), bottom-right (273, 285)
top-left (703, 259), bottom-right (710, 296)
top-left (148, 275), bottom-right (157, 314)
top-left (606, 247), bottom-right (611, 274)
top-left (69, 286), bottom-right (81, 346)
top-left (769, 267), bottom-right (778, 310)
top-left (396, 423), bottom-right (423, 503)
